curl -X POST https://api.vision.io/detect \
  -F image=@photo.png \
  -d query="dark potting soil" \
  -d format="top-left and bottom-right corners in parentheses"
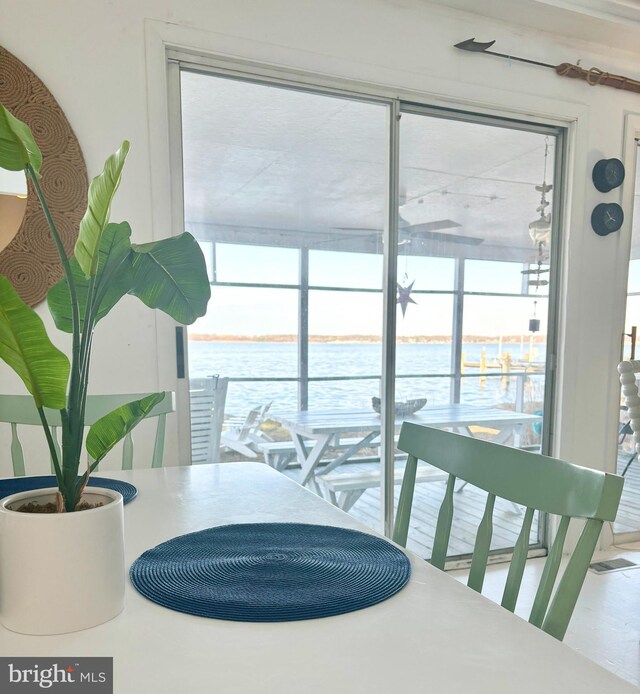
top-left (14, 500), bottom-right (104, 513)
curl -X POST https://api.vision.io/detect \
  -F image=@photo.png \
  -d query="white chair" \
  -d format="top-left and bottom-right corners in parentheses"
top-left (189, 376), bottom-right (228, 464)
top-left (618, 360), bottom-right (640, 475)
top-left (220, 402), bottom-right (272, 458)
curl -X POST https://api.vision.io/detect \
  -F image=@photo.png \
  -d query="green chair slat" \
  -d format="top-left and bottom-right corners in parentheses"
top-left (501, 506), bottom-right (535, 612)
top-left (467, 492), bottom-right (495, 593)
top-left (10, 423), bottom-right (25, 477)
top-left (0, 392), bottom-right (175, 476)
top-left (392, 453), bottom-right (419, 547)
top-left (542, 518), bottom-right (604, 640)
top-left (122, 433), bottom-right (134, 471)
top-left (431, 474), bottom-right (456, 570)
top-left (529, 515), bottom-right (570, 628)
top-left (393, 423), bottom-right (624, 640)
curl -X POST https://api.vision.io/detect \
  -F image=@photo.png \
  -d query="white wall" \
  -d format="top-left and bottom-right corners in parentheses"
top-left (1, 0), bottom-right (639, 527)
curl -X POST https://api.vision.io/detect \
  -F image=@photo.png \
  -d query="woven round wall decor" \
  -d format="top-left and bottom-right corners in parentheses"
top-left (0, 46), bottom-right (88, 306)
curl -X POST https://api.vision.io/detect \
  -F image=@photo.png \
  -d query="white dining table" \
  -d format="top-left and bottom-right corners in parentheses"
top-left (272, 403), bottom-right (542, 486)
top-left (0, 463), bottom-right (633, 693)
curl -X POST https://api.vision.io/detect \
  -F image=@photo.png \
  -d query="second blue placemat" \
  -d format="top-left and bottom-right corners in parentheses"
top-left (130, 522), bottom-right (411, 622)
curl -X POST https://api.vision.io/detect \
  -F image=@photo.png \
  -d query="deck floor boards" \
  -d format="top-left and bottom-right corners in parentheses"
top-left (615, 447), bottom-right (640, 534)
top-left (284, 447), bottom-right (639, 559)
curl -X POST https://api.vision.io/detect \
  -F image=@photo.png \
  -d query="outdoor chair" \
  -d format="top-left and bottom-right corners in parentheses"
top-left (189, 376), bottom-right (228, 464)
top-left (220, 402), bottom-right (272, 458)
top-left (392, 422), bottom-right (624, 641)
top-left (0, 392), bottom-right (175, 476)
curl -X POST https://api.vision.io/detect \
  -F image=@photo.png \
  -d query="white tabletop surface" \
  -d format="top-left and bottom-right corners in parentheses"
top-left (0, 463), bottom-right (634, 693)
top-left (273, 403), bottom-right (541, 435)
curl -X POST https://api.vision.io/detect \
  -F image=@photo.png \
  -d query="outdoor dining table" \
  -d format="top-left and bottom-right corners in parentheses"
top-left (271, 403), bottom-right (542, 486)
top-left (0, 462), bottom-right (632, 693)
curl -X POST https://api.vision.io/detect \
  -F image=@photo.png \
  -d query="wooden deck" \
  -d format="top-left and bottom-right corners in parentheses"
top-left (284, 447), bottom-right (640, 559)
top-left (615, 447), bottom-right (640, 535)
top-left (284, 460), bottom-right (539, 560)
top-left (347, 472), bottom-right (538, 559)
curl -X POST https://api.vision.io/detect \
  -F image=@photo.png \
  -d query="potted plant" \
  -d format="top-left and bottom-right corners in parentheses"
top-left (0, 103), bottom-right (210, 634)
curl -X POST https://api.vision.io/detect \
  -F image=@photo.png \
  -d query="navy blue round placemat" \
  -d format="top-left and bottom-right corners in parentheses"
top-left (0, 476), bottom-right (137, 504)
top-left (130, 522), bottom-right (411, 622)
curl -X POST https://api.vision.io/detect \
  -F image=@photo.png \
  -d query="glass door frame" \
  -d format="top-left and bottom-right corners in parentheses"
top-left (614, 117), bottom-right (640, 543)
top-left (166, 48), bottom-right (566, 554)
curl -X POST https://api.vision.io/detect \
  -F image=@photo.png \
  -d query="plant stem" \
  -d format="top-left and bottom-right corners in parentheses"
top-left (25, 164), bottom-right (81, 347)
top-left (26, 163), bottom-right (84, 510)
top-left (77, 274), bottom-right (97, 419)
top-left (79, 274), bottom-right (97, 380)
top-left (36, 407), bottom-right (64, 489)
top-left (76, 251), bottom-right (131, 459)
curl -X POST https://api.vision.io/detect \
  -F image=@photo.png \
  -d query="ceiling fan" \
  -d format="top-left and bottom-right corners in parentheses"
top-left (335, 213), bottom-right (484, 247)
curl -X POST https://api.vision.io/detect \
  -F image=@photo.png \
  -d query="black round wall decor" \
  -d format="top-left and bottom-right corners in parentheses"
top-left (591, 202), bottom-right (624, 236)
top-left (592, 158), bottom-right (625, 193)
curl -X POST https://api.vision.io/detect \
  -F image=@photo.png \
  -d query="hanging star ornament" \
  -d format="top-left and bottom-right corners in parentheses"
top-left (397, 281), bottom-right (417, 317)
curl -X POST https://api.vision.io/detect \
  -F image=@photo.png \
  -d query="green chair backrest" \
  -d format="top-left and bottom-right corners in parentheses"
top-left (0, 392), bottom-right (175, 476)
top-left (393, 422), bottom-right (624, 641)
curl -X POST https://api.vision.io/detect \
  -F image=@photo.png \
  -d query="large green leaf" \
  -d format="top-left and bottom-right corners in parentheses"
top-left (86, 392), bottom-right (166, 464)
top-left (0, 275), bottom-right (69, 408)
top-left (130, 233), bottom-right (211, 324)
top-left (0, 103), bottom-right (42, 174)
top-left (75, 141), bottom-right (130, 277)
top-left (48, 222), bottom-right (134, 333)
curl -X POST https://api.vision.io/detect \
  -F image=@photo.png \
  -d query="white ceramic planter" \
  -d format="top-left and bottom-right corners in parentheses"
top-left (0, 487), bottom-right (125, 635)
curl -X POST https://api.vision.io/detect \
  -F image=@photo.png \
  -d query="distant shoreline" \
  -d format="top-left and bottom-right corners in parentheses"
top-left (189, 333), bottom-right (546, 344)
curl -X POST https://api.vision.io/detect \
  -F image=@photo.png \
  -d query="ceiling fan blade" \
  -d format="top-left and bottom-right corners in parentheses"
top-left (336, 218), bottom-right (460, 234)
top-left (406, 219), bottom-right (462, 234)
top-left (334, 219), bottom-right (481, 246)
top-left (334, 227), bottom-right (381, 232)
top-left (408, 229), bottom-right (484, 246)
top-left (399, 219), bottom-right (482, 246)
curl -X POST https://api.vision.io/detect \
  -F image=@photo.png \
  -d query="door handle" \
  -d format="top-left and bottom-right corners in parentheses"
top-left (176, 326), bottom-right (185, 379)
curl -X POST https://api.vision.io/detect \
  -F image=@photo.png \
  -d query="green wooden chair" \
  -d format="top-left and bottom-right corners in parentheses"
top-left (0, 392), bottom-right (175, 476)
top-left (392, 423), bottom-right (624, 641)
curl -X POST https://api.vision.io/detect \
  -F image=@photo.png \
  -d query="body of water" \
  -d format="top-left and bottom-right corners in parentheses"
top-left (189, 341), bottom-right (546, 417)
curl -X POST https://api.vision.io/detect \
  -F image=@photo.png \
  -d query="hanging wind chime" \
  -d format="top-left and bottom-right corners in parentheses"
top-left (525, 138), bottom-right (552, 333)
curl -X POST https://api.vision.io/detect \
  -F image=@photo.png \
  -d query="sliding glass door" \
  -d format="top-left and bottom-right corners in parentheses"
top-left (393, 108), bottom-right (560, 558)
top-left (175, 61), bottom-right (562, 560)
top-left (180, 70), bottom-right (390, 527)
